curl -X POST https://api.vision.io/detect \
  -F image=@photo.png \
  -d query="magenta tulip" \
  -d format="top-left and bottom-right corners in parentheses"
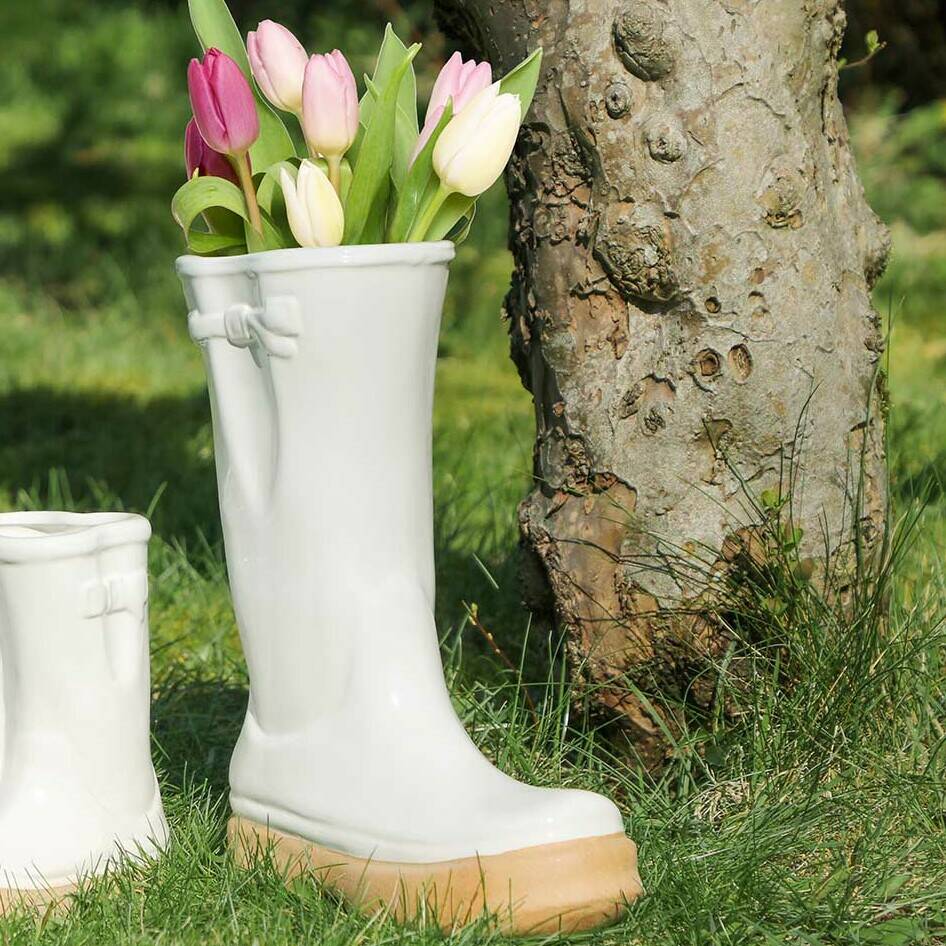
top-left (248, 20), bottom-right (308, 115)
top-left (184, 118), bottom-right (241, 185)
top-left (301, 50), bottom-right (359, 187)
top-left (187, 48), bottom-right (260, 158)
top-left (410, 51), bottom-right (492, 165)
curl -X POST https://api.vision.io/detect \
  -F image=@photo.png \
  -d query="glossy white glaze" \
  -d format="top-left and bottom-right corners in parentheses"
top-left (0, 512), bottom-right (168, 889)
top-left (178, 244), bottom-right (626, 864)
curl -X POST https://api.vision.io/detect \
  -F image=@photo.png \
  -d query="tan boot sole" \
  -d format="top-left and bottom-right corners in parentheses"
top-left (229, 815), bottom-right (643, 935)
top-left (0, 882), bottom-right (76, 916)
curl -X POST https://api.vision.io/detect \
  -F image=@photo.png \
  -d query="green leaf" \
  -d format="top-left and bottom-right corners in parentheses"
top-left (361, 25), bottom-right (419, 191)
top-left (880, 873), bottom-right (911, 899)
top-left (245, 209), bottom-right (289, 253)
top-left (255, 161), bottom-right (297, 217)
top-left (254, 160), bottom-right (298, 247)
top-left (187, 230), bottom-right (246, 255)
top-left (204, 205), bottom-right (246, 240)
top-left (361, 24), bottom-right (419, 139)
top-left (336, 158), bottom-right (353, 206)
top-left (499, 47), bottom-right (543, 117)
top-left (187, 0), bottom-right (295, 169)
top-left (361, 178), bottom-right (391, 245)
top-left (423, 192), bottom-right (474, 242)
top-left (344, 43), bottom-right (420, 244)
top-left (172, 175), bottom-right (251, 253)
top-left (364, 76), bottom-right (418, 191)
top-left (860, 917), bottom-right (927, 946)
top-left (346, 122), bottom-right (366, 169)
top-left (387, 100), bottom-right (453, 243)
top-left (451, 202), bottom-right (476, 245)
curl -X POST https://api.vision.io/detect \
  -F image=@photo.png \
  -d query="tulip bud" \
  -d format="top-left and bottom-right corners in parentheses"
top-left (301, 51), bottom-right (359, 161)
top-left (411, 52), bottom-right (492, 165)
top-left (432, 82), bottom-right (521, 198)
top-left (247, 20), bottom-right (308, 115)
top-left (280, 160), bottom-right (345, 248)
top-left (185, 118), bottom-right (241, 185)
top-left (188, 48), bottom-right (260, 158)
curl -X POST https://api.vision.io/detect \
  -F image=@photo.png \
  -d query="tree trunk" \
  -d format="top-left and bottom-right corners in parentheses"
top-left (435, 0), bottom-right (890, 767)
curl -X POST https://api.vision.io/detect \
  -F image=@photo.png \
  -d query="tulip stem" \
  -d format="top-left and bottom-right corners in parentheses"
top-left (234, 153), bottom-right (263, 236)
top-left (408, 183), bottom-right (452, 243)
top-left (327, 155), bottom-right (342, 196)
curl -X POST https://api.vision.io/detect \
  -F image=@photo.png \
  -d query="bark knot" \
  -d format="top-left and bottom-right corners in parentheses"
top-left (605, 82), bottom-right (632, 118)
top-left (644, 115), bottom-right (687, 163)
top-left (758, 162), bottom-right (806, 229)
top-left (594, 214), bottom-right (678, 303)
top-left (612, 5), bottom-right (675, 82)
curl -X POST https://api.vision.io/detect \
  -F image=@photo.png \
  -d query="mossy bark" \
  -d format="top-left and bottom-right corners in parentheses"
top-left (435, 0), bottom-right (889, 766)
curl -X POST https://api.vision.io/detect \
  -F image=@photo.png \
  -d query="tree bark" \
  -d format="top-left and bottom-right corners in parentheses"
top-left (435, 0), bottom-right (890, 766)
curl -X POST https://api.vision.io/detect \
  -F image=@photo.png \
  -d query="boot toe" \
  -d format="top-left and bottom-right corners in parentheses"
top-left (526, 785), bottom-right (626, 846)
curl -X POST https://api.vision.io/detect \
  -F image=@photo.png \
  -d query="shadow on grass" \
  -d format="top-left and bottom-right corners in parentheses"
top-left (151, 669), bottom-right (248, 797)
top-left (0, 385), bottom-right (221, 548)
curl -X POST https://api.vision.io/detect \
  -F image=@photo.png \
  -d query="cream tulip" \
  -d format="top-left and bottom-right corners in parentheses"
top-left (280, 161), bottom-right (345, 248)
top-left (410, 52), bottom-right (492, 165)
top-left (432, 82), bottom-right (521, 198)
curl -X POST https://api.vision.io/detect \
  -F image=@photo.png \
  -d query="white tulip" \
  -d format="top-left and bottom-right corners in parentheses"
top-left (280, 161), bottom-right (345, 248)
top-left (432, 82), bottom-right (522, 198)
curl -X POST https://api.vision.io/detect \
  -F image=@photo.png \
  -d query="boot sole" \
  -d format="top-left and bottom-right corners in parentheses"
top-left (0, 882), bottom-right (76, 915)
top-left (228, 815), bottom-right (643, 935)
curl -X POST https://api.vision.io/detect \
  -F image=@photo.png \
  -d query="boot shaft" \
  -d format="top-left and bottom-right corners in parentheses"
top-left (179, 244), bottom-right (452, 574)
top-left (178, 244), bottom-right (455, 732)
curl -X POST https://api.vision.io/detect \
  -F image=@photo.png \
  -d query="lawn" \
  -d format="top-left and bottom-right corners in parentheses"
top-left (0, 6), bottom-right (944, 943)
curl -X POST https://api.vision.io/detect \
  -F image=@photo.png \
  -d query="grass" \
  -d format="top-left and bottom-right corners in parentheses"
top-left (1, 120), bottom-right (945, 945)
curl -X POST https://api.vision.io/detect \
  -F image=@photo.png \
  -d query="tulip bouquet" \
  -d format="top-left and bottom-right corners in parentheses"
top-left (173, 0), bottom-right (541, 255)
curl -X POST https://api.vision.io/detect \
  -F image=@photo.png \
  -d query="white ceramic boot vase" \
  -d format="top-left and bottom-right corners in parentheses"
top-left (0, 512), bottom-right (168, 911)
top-left (178, 243), bottom-right (642, 934)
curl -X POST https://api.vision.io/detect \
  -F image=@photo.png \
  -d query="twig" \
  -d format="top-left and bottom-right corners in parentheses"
top-left (839, 30), bottom-right (886, 72)
top-left (464, 602), bottom-right (539, 723)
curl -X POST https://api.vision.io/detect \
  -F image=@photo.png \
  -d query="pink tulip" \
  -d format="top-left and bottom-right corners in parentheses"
top-left (410, 51), bottom-right (492, 165)
top-left (187, 48), bottom-right (260, 157)
top-left (184, 118), bottom-right (241, 185)
top-left (301, 51), bottom-right (359, 160)
top-left (247, 20), bottom-right (308, 115)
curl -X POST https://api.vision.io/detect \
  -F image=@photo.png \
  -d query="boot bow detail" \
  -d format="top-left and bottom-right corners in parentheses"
top-left (188, 297), bottom-right (302, 359)
top-left (82, 571), bottom-right (149, 623)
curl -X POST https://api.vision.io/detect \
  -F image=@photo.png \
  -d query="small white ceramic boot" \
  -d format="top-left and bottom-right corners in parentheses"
top-left (178, 244), bottom-right (641, 934)
top-left (0, 512), bottom-right (168, 910)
